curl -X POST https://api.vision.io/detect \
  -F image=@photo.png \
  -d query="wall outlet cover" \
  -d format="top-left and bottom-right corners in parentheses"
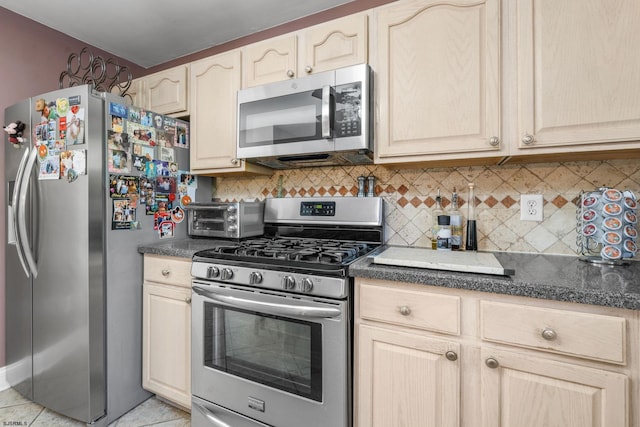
top-left (520, 194), bottom-right (544, 221)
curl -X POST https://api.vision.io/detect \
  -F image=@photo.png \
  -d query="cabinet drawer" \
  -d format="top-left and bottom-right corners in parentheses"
top-left (480, 301), bottom-right (626, 364)
top-left (144, 255), bottom-right (192, 288)
top-left (359, 283), bottom-right (460, 335)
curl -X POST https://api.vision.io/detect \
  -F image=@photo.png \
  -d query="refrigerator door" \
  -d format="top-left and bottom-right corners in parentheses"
top-left (4, 99), bottom-right (34, 400)
top-left (29, 86), bottom-right (106, 423)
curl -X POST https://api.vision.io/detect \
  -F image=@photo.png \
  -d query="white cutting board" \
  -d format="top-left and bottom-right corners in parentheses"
top-left (372, 246), bottom-right (514, 276)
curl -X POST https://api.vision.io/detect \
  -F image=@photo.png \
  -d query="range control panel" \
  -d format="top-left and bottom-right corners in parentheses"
top-left (300, 201), bottom-right (336, 216)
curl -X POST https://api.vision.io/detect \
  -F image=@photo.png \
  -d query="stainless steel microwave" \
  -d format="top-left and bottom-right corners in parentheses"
top-left (236, 64), bottom-right (373, 169)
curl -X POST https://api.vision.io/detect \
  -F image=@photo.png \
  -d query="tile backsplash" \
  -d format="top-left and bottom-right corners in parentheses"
top-left (213, 159), bottom-right (640, 257)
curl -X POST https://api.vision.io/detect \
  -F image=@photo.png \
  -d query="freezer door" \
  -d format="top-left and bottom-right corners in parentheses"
top-left (4, 99), bottom-right (33, 400)
top-left (29, 86), bottom-right (106, 423)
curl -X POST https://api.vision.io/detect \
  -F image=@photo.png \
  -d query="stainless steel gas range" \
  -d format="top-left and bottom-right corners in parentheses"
top-left (190, 197), bottom-right (384, 427)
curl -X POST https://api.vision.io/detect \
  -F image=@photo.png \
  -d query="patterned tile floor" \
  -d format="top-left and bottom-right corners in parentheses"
top-left (0, 388), bottom-right (190, 426)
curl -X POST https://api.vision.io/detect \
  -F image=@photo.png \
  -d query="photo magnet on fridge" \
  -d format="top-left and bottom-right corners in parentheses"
top-left (66, 106), bottom-right (85, 145)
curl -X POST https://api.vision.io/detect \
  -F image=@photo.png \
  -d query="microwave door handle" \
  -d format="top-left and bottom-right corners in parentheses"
top-left (11, 147), bottom-right (31, 277)
top-left (193, 286), bottom-right (342, 319)
top-left (321, 85), bottom-right (333, 139)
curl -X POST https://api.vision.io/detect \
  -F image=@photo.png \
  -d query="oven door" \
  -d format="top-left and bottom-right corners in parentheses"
top-left (191, 280), bottom-right (351, 427)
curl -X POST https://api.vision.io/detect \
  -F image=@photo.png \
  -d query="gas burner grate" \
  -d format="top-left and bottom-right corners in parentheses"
top-left (205, 237), bottom-right (373, 266)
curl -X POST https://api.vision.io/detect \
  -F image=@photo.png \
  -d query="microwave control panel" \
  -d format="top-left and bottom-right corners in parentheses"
top-left (334, 82), bottom-right (362, 138)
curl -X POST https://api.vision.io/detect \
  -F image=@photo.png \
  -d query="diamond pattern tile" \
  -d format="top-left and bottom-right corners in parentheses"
top-left (213, 160), bottom-right (639, 257)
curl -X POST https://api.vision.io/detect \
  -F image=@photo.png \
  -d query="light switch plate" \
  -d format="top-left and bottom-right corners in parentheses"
top-left (520, 194), bottom-right (544, 221)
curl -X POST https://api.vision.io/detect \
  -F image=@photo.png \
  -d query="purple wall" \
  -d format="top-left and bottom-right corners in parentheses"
top-left (0, 7), bottom-right (145, 368)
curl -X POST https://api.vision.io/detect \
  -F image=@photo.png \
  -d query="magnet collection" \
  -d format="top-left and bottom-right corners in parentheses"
top-left (32, 97), bottom-right (190, 238)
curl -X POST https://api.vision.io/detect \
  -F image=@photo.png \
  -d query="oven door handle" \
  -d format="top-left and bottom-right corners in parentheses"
top-left (193, 286), bottom-right (342, 319)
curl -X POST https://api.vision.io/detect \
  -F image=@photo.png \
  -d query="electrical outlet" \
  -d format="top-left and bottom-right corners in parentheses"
top-left (520, 194), bottom-right (544, 221)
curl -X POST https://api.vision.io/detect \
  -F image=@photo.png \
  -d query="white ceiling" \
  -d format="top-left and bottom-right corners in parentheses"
top-left (0, 0), bottom-right (353, 68)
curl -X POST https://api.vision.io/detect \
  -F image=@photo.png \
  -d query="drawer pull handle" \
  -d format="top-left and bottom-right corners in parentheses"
top-left (541, 328), bottom-right (557, 341)
top-left (399, 306), bottom-right (411, 316)
top-left (485, 357), bottom-right (499, 369)
top-left (445, 351), bottom-right (458, 361)
top-left (161, 269), bottom-right (170, 276)
top-left (185, 297), bottom-right (192, 304)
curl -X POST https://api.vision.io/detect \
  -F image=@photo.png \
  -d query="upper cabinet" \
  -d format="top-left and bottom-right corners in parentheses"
top-left (511, 0), bottom-right (640, 157)
top-left (189, 50), bottom-right (272, 175)
top-left (373, 0), bottom-right (504, 166)
top-left (129, 65), bottom-right (190, 117)
top-left (243, 12), bottom-right (369, 87)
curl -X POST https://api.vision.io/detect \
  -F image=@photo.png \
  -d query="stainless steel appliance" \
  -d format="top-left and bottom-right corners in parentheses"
top-left (190, 197), bottom-right (384, 427)
top-left (186, 201), bottom-right (265, 239)
top-left (236, 64), bottom-right (373, 169)
top-left (4, 85), bottom-right (205, 425)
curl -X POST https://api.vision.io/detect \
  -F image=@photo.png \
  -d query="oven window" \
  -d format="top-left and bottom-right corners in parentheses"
top-left (203, 302), bottom-right (323, 401)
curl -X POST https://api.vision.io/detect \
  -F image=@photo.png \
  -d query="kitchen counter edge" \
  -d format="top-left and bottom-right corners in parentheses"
top-left (350, 249), bottom-right (640, 311)
top-left (138, 238), bottom-right (230, 258)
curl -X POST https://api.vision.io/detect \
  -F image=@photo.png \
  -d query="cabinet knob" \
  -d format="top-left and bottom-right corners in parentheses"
top-left (522, 134), bottom-right (535, 145)
top-left (541, 328), bottom-right (557, 341)
top-left (445, 351), bottom-right (458, 361)
top-left (305, 65), bottom-right (313, 74)
top-left (485, 357), bottom-right (499, 369)
top-left (286, 69), bottom-right (295, 78)
top-left (161, 269), bottom-right (170, 277)
top-left (398, 306), bottom-right (411, 316)
top-left (185, 297), bottom-right (192, 304)
top-left (230, 158), bottom-right (239, 165)
top-left (489, 136), bottom-right (500, 146)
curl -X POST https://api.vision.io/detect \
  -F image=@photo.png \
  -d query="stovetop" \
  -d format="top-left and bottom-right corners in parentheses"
top-left (194, 237), bottom-right (374, 267)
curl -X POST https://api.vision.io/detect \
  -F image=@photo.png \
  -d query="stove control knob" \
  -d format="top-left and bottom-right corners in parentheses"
top-left (227, 215), bottom-right (237, 223)
top-left (282, 276), bottom-right (296, 290)
top-left (249, 272), bottom-right (263, 284)
top-left (300, 278), bottom-right (314, 293)
top-left (206, 266), bottom-right (220, 279)
top-left (221, 268), bottom-right (234, 280)
top-left (227, 205), bottom-right (237, 213)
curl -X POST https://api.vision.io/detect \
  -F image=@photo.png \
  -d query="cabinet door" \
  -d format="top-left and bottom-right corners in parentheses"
top-left (144, 65), bottom-right (189, 116)
top-left (143, 282), bottom-right (191, 409)
top-left (375, 0), bottom-right (502, 163)
top-left (357, 324), bottom-right (460, 427)
top-left (244, 35), bottom-right (297, 87)
top-left (302, 13), bottom-right (368, 75)
top-left (481, 347), bottom-right (628, 427)
top-left (190, 50), bottom-right (244, 172)
top-left (515, 0), bottom-right (640, 152)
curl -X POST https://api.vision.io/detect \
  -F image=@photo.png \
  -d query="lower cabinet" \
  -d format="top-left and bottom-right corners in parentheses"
top-left (355, 278), bottom-right (636, 427)
top-left (357, 324), bottom-right (460, 427)
top-left (481, 347), bottom-right (628, 427)
top-left (142, 255), bottom-right (192, 409)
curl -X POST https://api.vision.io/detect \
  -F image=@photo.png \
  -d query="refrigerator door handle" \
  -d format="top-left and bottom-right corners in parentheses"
top-left (12, 146), bottom-right (31, 277)
top-left (17, 146), bottom-right (38, 278)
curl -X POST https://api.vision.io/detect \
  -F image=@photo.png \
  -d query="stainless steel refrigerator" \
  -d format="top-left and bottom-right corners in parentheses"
top-left (4, 85), bottom-right (203, 425)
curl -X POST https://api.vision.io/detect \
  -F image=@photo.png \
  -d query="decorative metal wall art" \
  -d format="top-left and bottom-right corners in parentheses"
top-left (59, 47), bottom-right (133, 99)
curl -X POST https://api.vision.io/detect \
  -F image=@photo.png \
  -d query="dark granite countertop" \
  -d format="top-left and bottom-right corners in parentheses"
top-left (350, 248), bottom-right (640, 311)
top-left (138, 238), bottom-right (230, 258)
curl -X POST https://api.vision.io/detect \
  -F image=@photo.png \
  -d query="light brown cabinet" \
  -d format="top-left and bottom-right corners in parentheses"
top-left (481, 347), bottom-right (628, 427)
top-left (511, 0), bottom-right (640, 157)
top-left (129, 65), bottom-right (190, 116)
top-left (142, 254), bottom-right (192, 410)
top-left (355, 277), bottom-right (639, 427)
top-left (243, 12), bottom-right (369, 87)
top-left (189, 50), bottom-right (272, 175)
top-left (373, 0), bottom-right (504, 166)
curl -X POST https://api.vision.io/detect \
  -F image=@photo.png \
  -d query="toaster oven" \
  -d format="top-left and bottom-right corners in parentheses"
top-left (186, 202), bottom-right (265, 239)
